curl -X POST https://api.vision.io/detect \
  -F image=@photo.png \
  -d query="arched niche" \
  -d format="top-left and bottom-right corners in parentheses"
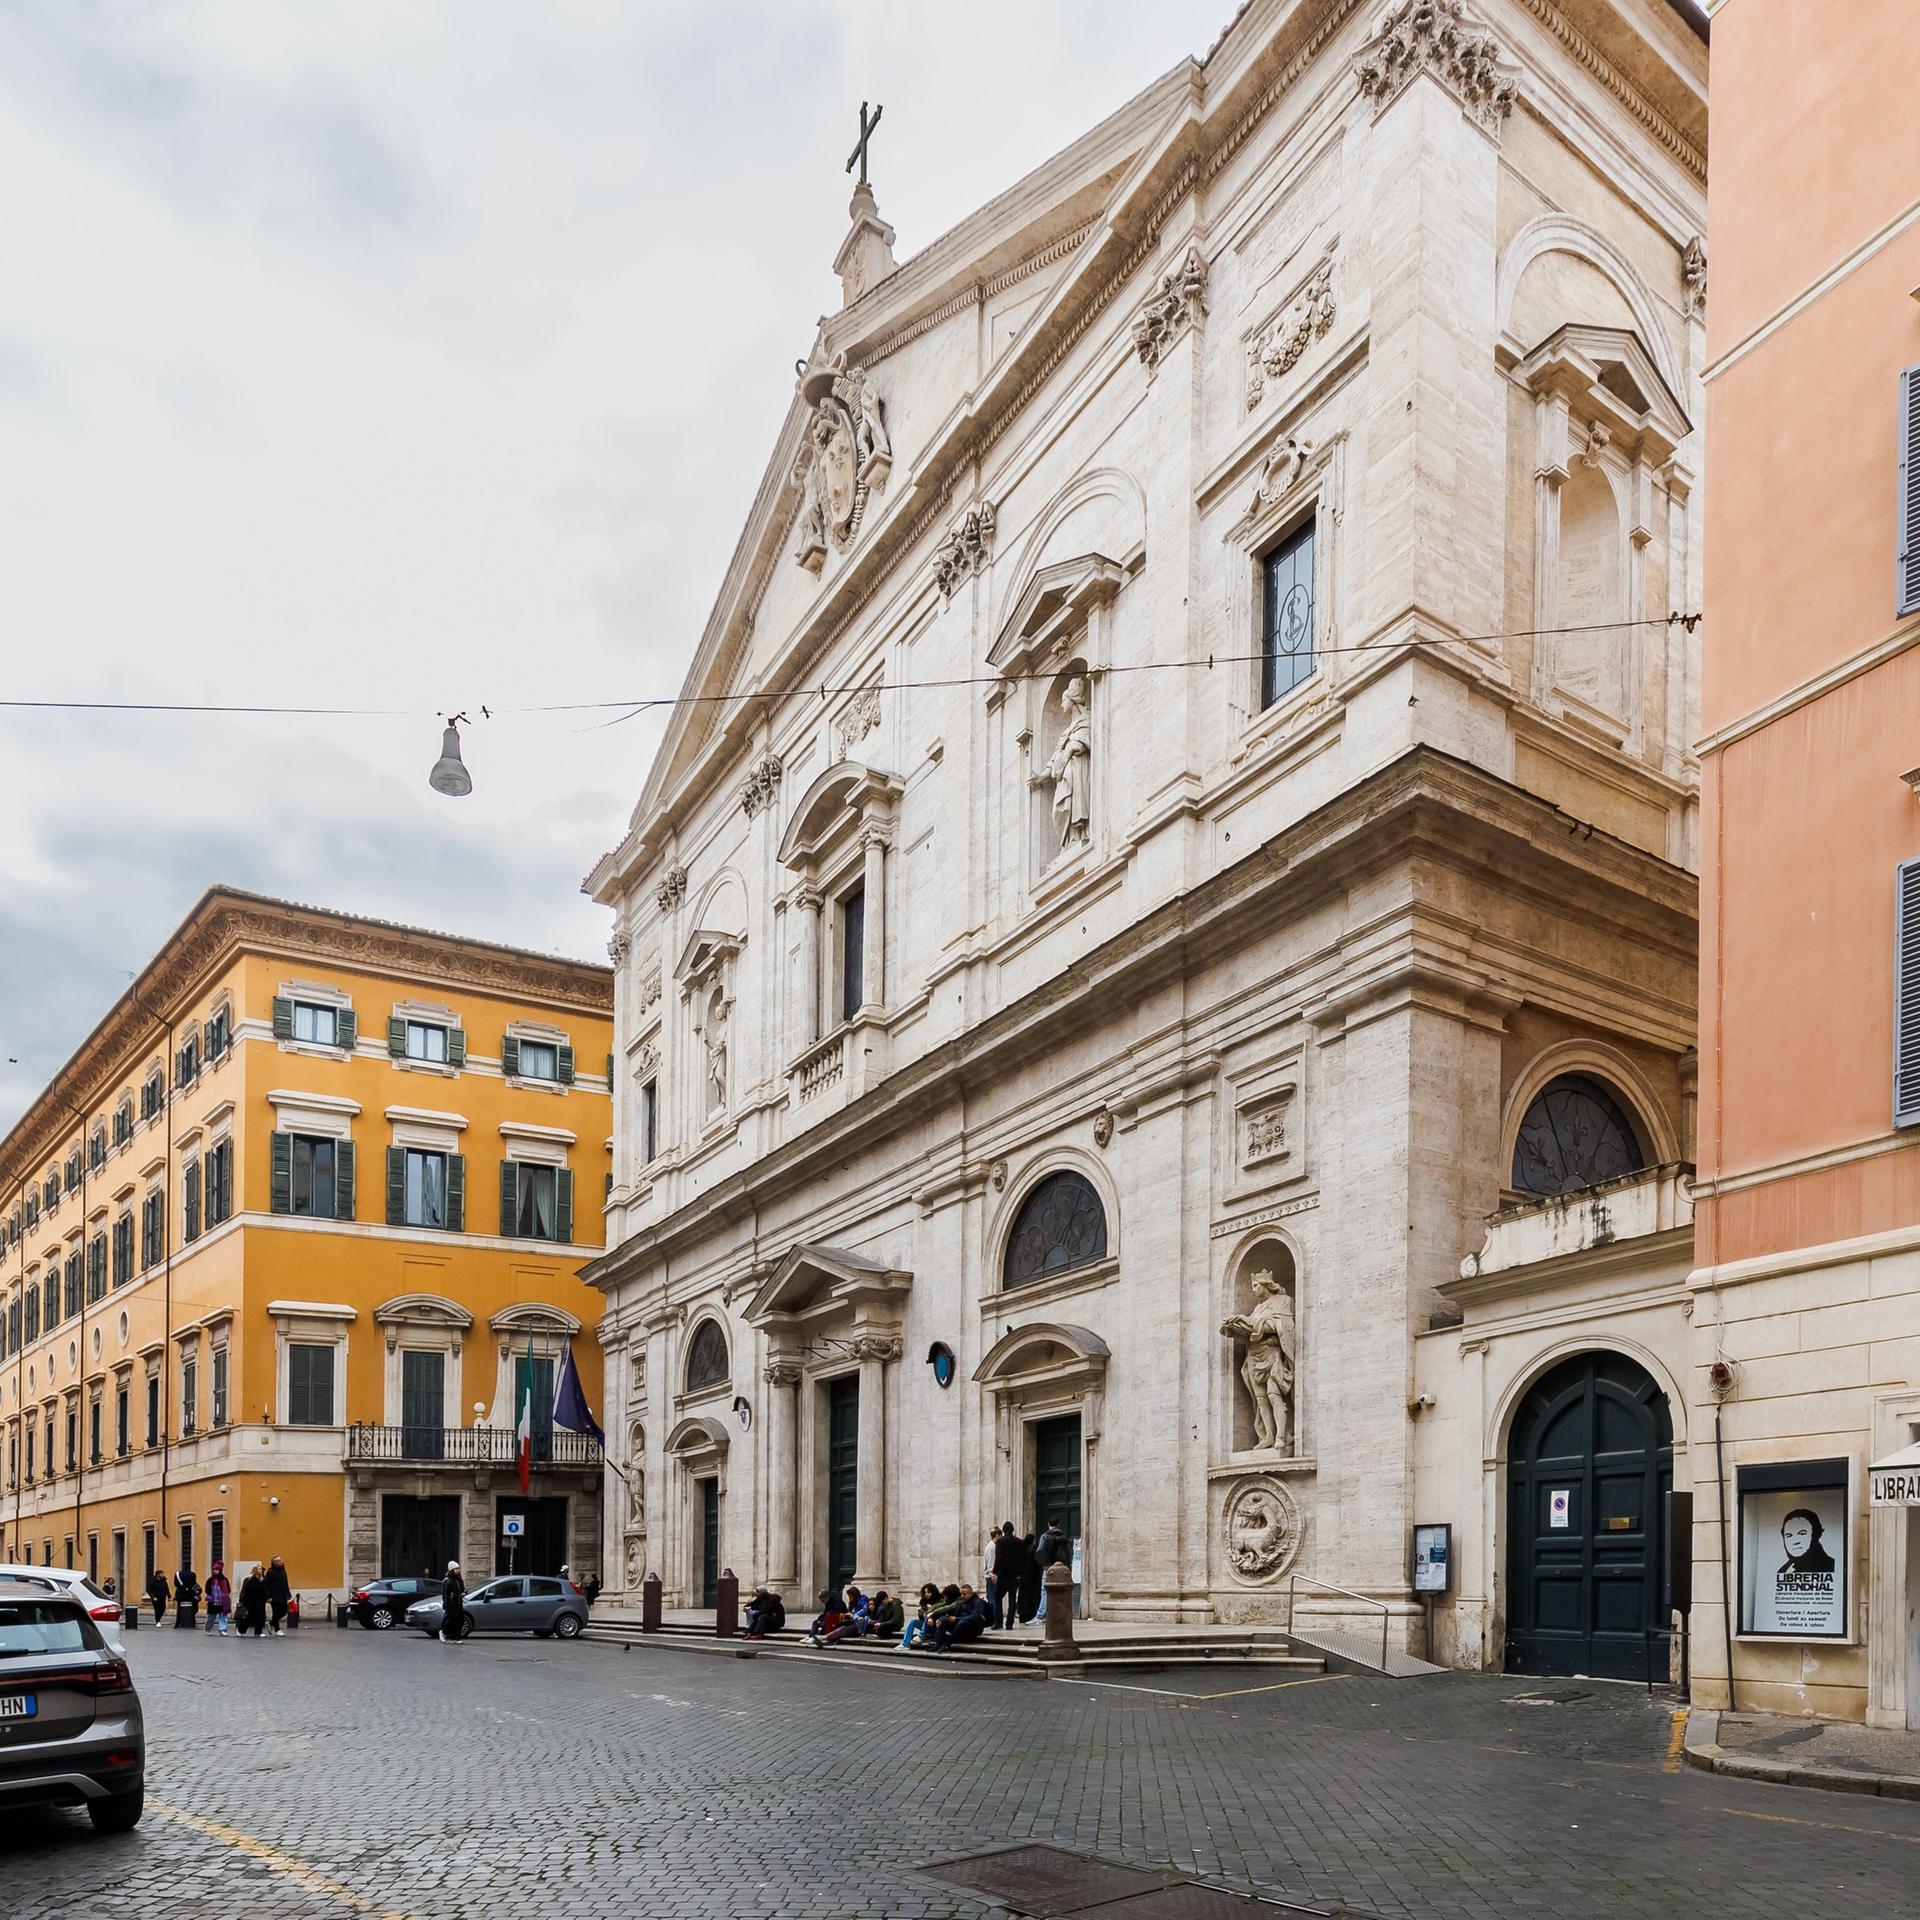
top-left (1222, 1236), bottom-right (1298, 1456)
top-left (683, 1316), bottom-right (732, 1396)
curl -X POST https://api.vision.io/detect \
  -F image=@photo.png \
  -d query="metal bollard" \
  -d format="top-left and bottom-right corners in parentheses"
top-left (714, 1568), bottom-right (738, 1638)
top-left (1035, 1563), bottom-right (1078, 1664)
top-left (641, 1571), bottom-right (662, 1634)
top-left (123, 1600), bottom-right (138, 1633)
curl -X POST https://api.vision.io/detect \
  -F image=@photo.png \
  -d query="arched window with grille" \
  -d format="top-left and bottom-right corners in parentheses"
top-left (684, 1318), bottom-right (730, 1393)
top-left (1510, 1074), bottom-right (1646, 1198)
top-left (1002, 1171), bottom-right (1108, 1290)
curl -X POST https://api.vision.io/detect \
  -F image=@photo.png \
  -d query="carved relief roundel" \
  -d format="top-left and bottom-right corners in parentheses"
top-left (1222, 1475), bottom-right (1300, 1585)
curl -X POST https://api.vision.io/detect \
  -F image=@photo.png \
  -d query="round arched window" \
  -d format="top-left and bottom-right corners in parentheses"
top-left (1511, 1074), bottom-right (1646, 1198)
top-left (684, 1319), bottom-right (730, 1393)
top-left (1002, 1171), bottom-right (1108, 1290)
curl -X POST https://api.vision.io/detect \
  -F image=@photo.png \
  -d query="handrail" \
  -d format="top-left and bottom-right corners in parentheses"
top-left (1285, 1572), bottom-right (1392, 1674)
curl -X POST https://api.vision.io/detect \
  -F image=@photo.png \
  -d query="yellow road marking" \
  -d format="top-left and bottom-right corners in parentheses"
top-left (1056, 1672), bottom-right (1345, 1702)
top-left (147, 1796), bottom-right (420, 1918)
top-left (1665, 1708), bottom-right (1689, 1773)
top-left (1709, 1803), bottom-right (1920, 1844)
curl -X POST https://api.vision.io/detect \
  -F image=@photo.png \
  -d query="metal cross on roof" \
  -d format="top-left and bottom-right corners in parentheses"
top-left (845, 100), bottom-right (884, 188)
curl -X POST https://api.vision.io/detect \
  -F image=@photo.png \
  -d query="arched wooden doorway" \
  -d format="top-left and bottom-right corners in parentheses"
top-left (1505, 1351), bottom-right (1672, 1679)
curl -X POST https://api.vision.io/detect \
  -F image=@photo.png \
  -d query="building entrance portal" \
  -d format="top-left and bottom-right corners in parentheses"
top-left (382, 1495), bottom-right (461, 1580)
top-left (827, 1377), bottom-right (859, 1595)
top-left (1033, 1414), bottom-right (1083, 1541)
top-left (1505, 1351), bottom-right (1672, 1680)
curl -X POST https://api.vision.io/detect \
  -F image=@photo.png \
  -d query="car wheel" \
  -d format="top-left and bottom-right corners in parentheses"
top-left (89, 1788), bottom-right (144, 1834)
top-left (458, 1614), bottom-right (474, 1639)
top-left (554, 1611), bottom-right (583, 1640)
top-left (369, 1605), bottom-right (395, 1630)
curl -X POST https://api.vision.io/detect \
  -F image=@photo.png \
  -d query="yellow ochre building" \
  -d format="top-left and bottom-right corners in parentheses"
top-left (0, 888), bottom-right (612, 1608)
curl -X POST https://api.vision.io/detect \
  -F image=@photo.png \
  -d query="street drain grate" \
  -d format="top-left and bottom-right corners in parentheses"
top-left (919, 1844), bottom-right (1168, 1911)
top-left (1508, 1688), bottom-right (1593, 1706)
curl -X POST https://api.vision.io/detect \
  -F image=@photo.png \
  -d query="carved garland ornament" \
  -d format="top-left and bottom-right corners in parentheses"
top-left (1245, 251), bottom-right (1337, 411)
top-left (655, 866), bottom-right (687, 913)
top-left (932, 503), bottom-right (996, 597)
top-left (836, 683), bottom-right (883, 758)
top-left (1354, 0), bottom-right (1518, 133)
top-left (1131, 245), bottom-right (1208, 371)
top-left (740, 751), bottom-right (784, 820)
top-left (1682, 236), bottom-right (1707, 318)
top-left (637, 964), bottom-right (663, 1015)
top-left (1223, 1475), bottom-right (1301, 1584)
top-left (792, 353), bottom-right (893, 573)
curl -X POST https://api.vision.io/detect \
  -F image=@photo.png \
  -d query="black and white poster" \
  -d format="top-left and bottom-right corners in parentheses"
top-left (1739, 1479), bottom-right (1848, 1639)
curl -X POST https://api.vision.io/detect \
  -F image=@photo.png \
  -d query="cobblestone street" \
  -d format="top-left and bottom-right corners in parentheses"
top-left (6, 1624), bottom-right (1918, 1918)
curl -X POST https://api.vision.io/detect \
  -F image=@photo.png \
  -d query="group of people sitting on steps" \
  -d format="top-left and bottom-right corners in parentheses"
top-left (739, 1518), bottom-right (1075, 1652)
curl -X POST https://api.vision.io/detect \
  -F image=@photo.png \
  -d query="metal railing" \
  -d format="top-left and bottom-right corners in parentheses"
top-left (344, 1423), bottom-right (602, 1469)
top-left (1283, 1572), bottom-right (1392, 1674)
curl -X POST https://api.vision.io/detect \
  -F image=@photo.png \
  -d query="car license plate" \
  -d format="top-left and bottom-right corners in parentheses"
top-left (0, 1694), bottom-right (37, 1720)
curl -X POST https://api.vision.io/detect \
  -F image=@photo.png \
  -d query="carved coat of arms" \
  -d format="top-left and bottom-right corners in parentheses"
top-left (793, 353), bottom-right (892, 573)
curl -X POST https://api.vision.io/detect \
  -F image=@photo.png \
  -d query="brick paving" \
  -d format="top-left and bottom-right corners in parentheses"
top-left (4, 1623), bottom-right (1917, 1918)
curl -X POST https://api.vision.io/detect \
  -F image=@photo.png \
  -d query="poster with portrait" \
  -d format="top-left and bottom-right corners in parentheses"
top-left (1738, 1461), bottom-right (1850, 1639)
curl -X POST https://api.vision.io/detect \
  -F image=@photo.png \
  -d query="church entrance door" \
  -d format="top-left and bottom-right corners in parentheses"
top-left (697, 1479), bottom-right (720, 1609)
top-left (1505, 1352), bottom-right (1672, 1679)
top-left (1033, 1414), bottom-right (1083, 1541)
top-left (826, 1377), bottom-right (859, 1596)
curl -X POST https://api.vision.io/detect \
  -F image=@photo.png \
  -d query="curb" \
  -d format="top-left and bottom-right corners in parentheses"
top-left (580, 1631), bottom-right (1042, 1680)
top-left (1682, 1706), bottom-right (1920, 1801)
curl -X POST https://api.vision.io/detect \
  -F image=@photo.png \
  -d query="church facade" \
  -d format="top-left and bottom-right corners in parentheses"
top-left (583, 0), bottom-right (1709, 1664)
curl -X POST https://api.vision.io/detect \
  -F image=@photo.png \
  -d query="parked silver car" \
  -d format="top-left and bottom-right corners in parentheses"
top-left (406, 1574), bottom-right (587, 1640)
top-left (0, 1581), bottom-right (145, 1832)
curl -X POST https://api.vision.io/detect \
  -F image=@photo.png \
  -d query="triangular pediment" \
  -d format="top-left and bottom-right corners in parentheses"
top-left (1512, 323), bottom-right (1690, 460)
top-left (988, 553), bottom-right (1129, 676)
top-left (747, 1243), bottom-right (911, 1324)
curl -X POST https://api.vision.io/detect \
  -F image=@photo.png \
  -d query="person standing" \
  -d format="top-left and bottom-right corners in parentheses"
top-left (440, 1560), bottom-right (466, 1644)
top-left (204, 1560), bottom-right (232, 1637)
top-left (264, 1555), bottom-right (291, 1636)
top-left (236, 1564), bottom-right (268, 1637)
top-left (982, 1530), bottom-right (1001, 1628)
top-left (172, 1564), bottom-right (201, 1629)
top-left (1016, 1533), bottom-right (1043, 1623)
top-left (994, 1525), bottom-right (1032, 1630)
top-left (146, 1565), bottom-right (169, 1626)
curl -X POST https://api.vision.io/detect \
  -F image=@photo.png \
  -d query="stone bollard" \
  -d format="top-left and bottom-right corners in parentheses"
top-left (1035, 1563), bottom-right (1077, 1663)
top-left (642, 1571), bottom-right (663, 1633)
top-left (714, 1568), bottom-right (739, 1638)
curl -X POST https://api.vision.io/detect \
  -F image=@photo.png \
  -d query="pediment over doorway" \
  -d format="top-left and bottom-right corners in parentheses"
top-left (746, 1243), bottom-right (911, 1325)
top-left (974, 1321), bottom-right (1110, 1388)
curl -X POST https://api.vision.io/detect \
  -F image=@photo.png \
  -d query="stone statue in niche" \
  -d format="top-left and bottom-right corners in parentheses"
top-left (627, 1470), bottom-right (646, 1528)
top-left (1032, 675), bottom-right (1092, 855)
top-left (700, 992), bottom-right (728, 1112)
top-left (1221, 1266), bottom-right (1296, 1453)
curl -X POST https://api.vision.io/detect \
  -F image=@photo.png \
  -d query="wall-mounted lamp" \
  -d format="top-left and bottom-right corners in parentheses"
top-left (1901, 766), bottom-right (1920, 796)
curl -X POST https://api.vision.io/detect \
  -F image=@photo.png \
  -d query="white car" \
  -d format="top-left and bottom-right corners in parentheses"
top-left (0, 1566), bottom-right (128, 1652)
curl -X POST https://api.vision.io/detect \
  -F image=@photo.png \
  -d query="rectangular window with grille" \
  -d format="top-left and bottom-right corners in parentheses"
top-left (840, 885), bottom-right (866, 1025)
top-left (1259, 514), bottom-right (1317, 709)
top-left (209, 1514), bottom-right (225, 1572)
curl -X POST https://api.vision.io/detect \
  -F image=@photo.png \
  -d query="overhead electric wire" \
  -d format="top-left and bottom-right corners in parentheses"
top-left (0, 613), bottom-right (1699, 726)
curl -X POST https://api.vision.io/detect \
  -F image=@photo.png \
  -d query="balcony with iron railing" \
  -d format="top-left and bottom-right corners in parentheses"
top-left (345, 1423), bottom-right (602, 1469)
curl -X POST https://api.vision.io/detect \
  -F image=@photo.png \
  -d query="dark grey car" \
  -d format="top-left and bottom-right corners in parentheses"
top-left (0, 1581), bottom-right (145, 1832)
top-left (406, 1574), bottom-right (587, 1639)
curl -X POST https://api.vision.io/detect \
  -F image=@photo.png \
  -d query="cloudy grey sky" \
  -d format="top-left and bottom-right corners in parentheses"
top-left (0, 0), bottom-right (1222, 1126)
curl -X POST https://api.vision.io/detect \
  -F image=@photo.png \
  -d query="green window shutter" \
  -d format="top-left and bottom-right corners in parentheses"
top-left (335, 1139), bottom-right (356, 1221)
top-left (499, 1160), bottom-right (519, 1237)
top-left (183, 1162), bottom-right (201, 1243)
top-left (386, 1146), bottom-right (406, 1227)
top-left (387, 1016), bottom-right (408, 1058)
top-left (555, 1167), bottom-right (574, 1244)
top-left (272, 996), bottom-right (293, 1040)
top-left (448, 1028), bottom-right (467, 1069)
top-left (269, 1132), bottom-right (293, 1214)
top-left (446, 1153), bottom-right (466, 1233)
top-left (606, 1051), bottom-right (614, 1086)
top-left (501, 1035), bottom-right (521, 1078)
top-left (336, 1009), bottom-right (358, 1051)
top-left (557, 1044), bottom-right (576, 1086)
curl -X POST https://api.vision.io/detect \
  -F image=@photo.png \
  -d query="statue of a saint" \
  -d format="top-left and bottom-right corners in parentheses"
top-left (701, 996), bottom-right (728, 1112)
top-left (1032, 675), bottom-right (1092, 854)
top-left (1221, 1267), bottom-right (1296, 1453)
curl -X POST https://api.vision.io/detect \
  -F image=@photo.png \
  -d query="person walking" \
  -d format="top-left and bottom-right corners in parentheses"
top-left (236, 1564), bottom-right (268, 1637)
top-left (440, 1560), bottom-right (467, 1644)
top-left (146, 1565), bottom-right (169, 1626)
top-left (264, 1555), bottom-right (291, 1636)
top-left (204, 1560), bottom-right (232, 1636)
top-left (172, 1564), bottom-right (201, 1629)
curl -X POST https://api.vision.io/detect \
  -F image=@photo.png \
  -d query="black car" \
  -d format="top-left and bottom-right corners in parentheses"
top-left (348, 1577), bottom-right (435, 1630)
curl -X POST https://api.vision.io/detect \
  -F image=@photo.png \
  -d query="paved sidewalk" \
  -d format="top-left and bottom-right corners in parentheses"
top-left (1687, 1706), bottom-right (1920, 1799)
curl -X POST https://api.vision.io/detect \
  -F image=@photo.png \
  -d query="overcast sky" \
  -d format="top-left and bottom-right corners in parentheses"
top-left (0, 1), bottom-right (1223, 1128)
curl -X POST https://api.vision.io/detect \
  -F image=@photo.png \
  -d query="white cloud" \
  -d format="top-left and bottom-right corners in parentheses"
top-left (0, 0), bottom-right (1224, 1126)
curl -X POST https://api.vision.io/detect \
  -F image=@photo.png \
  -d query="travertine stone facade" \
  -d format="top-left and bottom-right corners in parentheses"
top-left (585, 0), bottom-right (1707, 1653)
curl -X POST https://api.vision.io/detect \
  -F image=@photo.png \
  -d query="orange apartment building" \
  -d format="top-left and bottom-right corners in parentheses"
top-left (0, 889), bottom-right (612, 1609)
top-left (1697, 2), bottom-right (1920, 1724)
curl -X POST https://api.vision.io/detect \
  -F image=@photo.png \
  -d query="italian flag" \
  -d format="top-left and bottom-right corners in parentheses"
top-left (516, 1335), bottom-right (535, 1494)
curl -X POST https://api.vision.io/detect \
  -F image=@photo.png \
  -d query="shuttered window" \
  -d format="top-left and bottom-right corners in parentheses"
top-left (1897, 859), bottom-right (1920, 1126)
top-left (287, 1342), bottom-right (336, 1426)
top-left (1901, 366), bottom-right (1920, 617)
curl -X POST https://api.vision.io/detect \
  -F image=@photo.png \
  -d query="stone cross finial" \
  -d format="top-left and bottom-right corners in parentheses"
top-left (845, 101), bottom-right (883, 188)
